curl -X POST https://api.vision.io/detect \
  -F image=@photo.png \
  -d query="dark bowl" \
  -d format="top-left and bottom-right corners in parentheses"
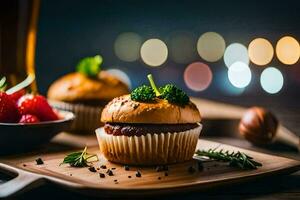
top-left (0, 110), bottom-right (75, 154)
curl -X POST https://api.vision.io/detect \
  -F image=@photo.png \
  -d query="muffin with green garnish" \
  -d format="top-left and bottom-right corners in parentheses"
top-left (47, 55), bottom-right (129, 133)
top-left (95, 74), bottom-right (202, 165)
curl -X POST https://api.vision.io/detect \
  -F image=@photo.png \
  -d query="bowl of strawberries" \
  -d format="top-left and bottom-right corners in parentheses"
top-left (0, 76), bottom-right (75, 153)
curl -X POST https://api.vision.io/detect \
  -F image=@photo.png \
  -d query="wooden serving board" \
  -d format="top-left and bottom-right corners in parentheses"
top-left (0, 139), bottom-right (299, 198)
top-left (0, 98), bottom-right (299, 198)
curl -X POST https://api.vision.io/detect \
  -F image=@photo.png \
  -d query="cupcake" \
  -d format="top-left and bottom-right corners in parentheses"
top-left (47, 55), bottom-right (129, 132)
top-left (96, 74), bottom-right (202, 165)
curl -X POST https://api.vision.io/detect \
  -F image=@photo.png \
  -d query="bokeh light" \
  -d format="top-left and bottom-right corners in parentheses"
top-left (216, 69), bottom-right (245, 96)
top-left (228, 61), bottom-right (252, 88)
top-left (114, 32), bottom-right (142, 62)
top-left (197, 32), bottom-right (226, 62)
top-left (106, 68), bottom-right (132, 89)
top-left (276, 36), bottom-right (300, 65)
top-left (168, 31), bottom-right (197, 64)
top-left (140, 38), bottom-right (168, 67)
top-left (184, 62), bottom-right (213, 91)
top-left (224, 43), bottom-right (249, 68)
top-left (248, 38), bottom-right (274, 66)
top-left (260, 67), bottom-right (283, 94)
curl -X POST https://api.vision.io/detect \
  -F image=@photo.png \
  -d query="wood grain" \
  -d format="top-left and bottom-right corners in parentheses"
top-left (1, 139), bottom-right (299, 196)
top-left (191, 98), bottom-right (246, 119)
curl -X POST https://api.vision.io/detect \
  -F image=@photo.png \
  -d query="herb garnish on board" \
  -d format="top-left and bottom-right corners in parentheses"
top-left (195, 148), bottom-right (262, 170)
top-left (131, 74), bottom-right (189, 106)
top-left (60, 147), bottom-right (98, 167)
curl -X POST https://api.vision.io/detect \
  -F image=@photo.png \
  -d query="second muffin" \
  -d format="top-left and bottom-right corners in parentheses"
top-left (47, 55), bottom-right (129, 133)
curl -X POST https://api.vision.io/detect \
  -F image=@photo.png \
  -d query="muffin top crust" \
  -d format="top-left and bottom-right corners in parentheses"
top-left (47, 71), bottom-right (129, 102)
top-left (101, 95), bottom-right (201, 124)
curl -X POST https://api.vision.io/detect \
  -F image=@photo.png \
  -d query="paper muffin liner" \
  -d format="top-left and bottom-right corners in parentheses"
top-left (95, 124), bottom-right (202, 165)
top-left (49, 100), bottom-right (103, 133)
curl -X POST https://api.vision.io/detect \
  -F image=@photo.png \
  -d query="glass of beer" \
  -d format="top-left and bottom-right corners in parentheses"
top-left (0, 0), bottom-right (40, 91)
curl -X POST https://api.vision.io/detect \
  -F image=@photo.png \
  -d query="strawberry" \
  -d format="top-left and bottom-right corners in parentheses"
top-left (18, 94), bottom-right (59, 121)
top-left (19, 114), bottom-right (40, 123)
top-left (8, 89), bottom-right (26, 103)
top-left (0, 92), bottom-right (20, 123)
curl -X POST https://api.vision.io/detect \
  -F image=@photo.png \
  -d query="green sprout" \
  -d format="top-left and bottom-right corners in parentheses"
top-left (130, 85), bottom-right (155, 102)
top-left (148, 74), bottom-right (189, 106)
top-left (147, 74), bottom-right (161, 96)
top-left (130, 74), bottom-right (189, 106)
top-left (76, 55), bottom-right (103, 77)
top-left (159, 84), bottom-right (189, 106)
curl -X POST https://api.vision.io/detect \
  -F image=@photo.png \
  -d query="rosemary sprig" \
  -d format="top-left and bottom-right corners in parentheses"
top-left (195, 148), bottom-right (262, 170)
top-left (60, 146), bottom-right (98, 167)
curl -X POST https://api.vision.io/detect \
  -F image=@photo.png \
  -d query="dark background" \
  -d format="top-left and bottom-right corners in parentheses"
top-left (1, 1), bottom-right (300, 199)
top-left (35, 0), bottom-right (300, 104)
top-left (34, 0), bottom-right (300, 136)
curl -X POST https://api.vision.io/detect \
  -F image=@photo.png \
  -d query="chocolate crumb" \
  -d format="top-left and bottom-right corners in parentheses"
top-left (136, 171), bottom-right (141, 177)
top-left (97, 167), bottom-right (100, 170)
top-left (188, 166), bottom-right (196, 174)
top-left (88, 166), bottom-right (97, 172)
top-left (124, 165), bottom-right (130, 171)
top-left (128, 176), bottom-right (131, 178)
top-left (100, 165), bottom-right (107, 169)
top-left (198, 161), bottom-right (204, 171)
top-left (164, 172), bottom-right (168, 176)
top-left (107, 169), bottom-right (114, 176)
top-left (35, 158), bottom-right (44, 165)
top-left (111, 167), bottom-right (116, 170)
top-left (99, 173), bottom-right (105, 178)
top-left (23, 164), bottom-right (27, 167)
top-left (70, 174), bottom-right (72, 176)
top-left (158, 177), bottom-right (161, 180)
top-left (114, 179), bottom-right (118, 182)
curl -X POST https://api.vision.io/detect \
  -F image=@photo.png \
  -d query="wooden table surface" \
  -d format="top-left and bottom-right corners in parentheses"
top-left (1, 138), bottom-right (300, 200)
top-left (2, 136), bottom-right (300, 200)
top-left (1, 97), bottom-right (300, 200)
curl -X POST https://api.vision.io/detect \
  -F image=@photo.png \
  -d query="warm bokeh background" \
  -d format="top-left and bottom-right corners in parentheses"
top-left (1, 2), bottom-right (300, 199)
top-left (34, 0), bottom-right (300, 133)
